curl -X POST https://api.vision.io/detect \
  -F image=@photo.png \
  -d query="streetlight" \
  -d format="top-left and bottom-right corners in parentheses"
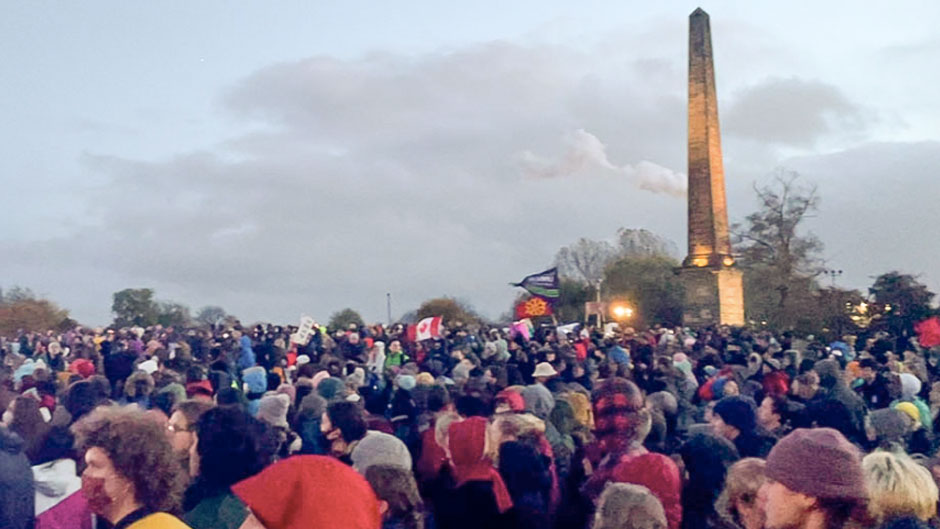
top-left (823, 269), bottom-right (843, 286)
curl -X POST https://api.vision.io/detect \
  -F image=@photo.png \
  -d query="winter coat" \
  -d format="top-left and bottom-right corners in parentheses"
top-left (183, 489), bottom-right (249, 529)
top-left (33, 458), bottom-right (93, 529)
top-left (0, 426), bottom-right (35, 529)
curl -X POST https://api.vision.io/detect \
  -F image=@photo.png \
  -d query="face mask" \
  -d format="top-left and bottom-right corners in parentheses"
top-left (81, 475), bottom-right (113, 513)
top-left (1, 410), bottom-right (11, 425)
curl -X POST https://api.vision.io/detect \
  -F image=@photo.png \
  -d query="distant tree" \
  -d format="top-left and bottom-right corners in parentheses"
top-left (733, 170), bottom-right (824, 329)
top-left (415, 297), bottom-right (483, 326)
top-left (555, 238), bottom-right (619, 289)
top-left (551, 279), bottom-right (595, 324)
top-left (868, 271), bottom-right (935, 338)
top-left (112, 288), bottom-right (160, 328)
top-left (157, 302), bottom-right (191, 328)
top-left (0, 297), bottom-right (71, 335)
top-left (196, 305), bottom-right (229, 328)
top-left (616, 228), bottom-right (679, 259)
top-left (603, 255), bottom-right (685, 327)
top-left (2, 286), bottom-right (38, 303)
top-left (328, 308), bottom-right (365, 330)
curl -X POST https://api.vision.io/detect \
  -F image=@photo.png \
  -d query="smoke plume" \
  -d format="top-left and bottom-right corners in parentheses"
top-left (519, 129), bottom-right (686, 197)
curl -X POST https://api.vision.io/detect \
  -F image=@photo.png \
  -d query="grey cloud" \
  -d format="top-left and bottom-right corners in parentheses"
top-left (723, 76), bottom-right (873, 147)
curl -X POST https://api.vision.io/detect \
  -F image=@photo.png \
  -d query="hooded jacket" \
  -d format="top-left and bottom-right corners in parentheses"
top-left (0, 426), bottom-right (35, 529)
top-left (33, 458), bottom-right (94, 529)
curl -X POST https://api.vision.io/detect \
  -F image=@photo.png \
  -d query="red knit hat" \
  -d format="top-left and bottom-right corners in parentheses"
top-left (765, 428), bottom-right (866, 501)
top-left (232, 455), bottom-right (381, 529)
top-left (69, 359), bottom-right (95, 379)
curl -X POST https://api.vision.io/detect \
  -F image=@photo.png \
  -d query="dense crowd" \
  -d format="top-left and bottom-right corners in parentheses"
top-left (2, 319), bottom-right (940, 529)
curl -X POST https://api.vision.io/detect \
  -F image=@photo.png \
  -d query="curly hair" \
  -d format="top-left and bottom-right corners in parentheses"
top-left (71, 405), bottom-right (186, 514)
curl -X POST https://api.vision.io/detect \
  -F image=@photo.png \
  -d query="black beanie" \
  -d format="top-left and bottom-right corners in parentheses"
top-left (714, 396), bottom-right (756, 433)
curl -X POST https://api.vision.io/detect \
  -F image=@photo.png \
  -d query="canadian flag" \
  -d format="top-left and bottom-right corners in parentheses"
top-left (411, 316), bottom-right (443, 341)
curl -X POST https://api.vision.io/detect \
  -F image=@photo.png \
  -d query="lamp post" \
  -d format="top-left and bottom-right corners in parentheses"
top-left (823, 269), bottom-right (843, 287)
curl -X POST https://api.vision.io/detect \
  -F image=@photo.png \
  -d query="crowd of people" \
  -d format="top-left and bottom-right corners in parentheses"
top-left (2, 319), bottom-right (940, 529)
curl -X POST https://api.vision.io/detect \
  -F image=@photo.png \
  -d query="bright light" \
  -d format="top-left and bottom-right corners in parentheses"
top-left (722, 256), bottom-right (735, 267)
top-left (610, 304), bottom-right (634, 320)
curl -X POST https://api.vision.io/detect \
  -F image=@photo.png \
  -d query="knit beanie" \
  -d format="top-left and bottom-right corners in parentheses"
top-left (312, 370), bottom-right (331, 389)
top-left (317, 377), bottom-right (345, 401)
top-left (713, 396), bottom-right (756, 433)
top-left (257, 393), bottom-right (291, 429)
top-left (415, 372), bottom-right (435, 386)
top-left (868, 408), bottom-right (911, 445)
top-left (351, 431), bottom-right (413, 474)
top-left (765, 428), bottom-right (866, 500)
top-left (894, 402), bottom-right (920, 424)
top-left (233, 455), bottom-right (380, 529)
top-left (900, 374), bottom-right (922, 400)
top-left (396, 374), bottom-right (416, 392)
top-left (243, 366), bottom-right (268, 395)
top-left (592, 377), bottom-right (645, 453)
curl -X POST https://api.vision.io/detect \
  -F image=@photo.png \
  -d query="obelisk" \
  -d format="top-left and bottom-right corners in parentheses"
top-left (679, 8), bottom-right (745, 326)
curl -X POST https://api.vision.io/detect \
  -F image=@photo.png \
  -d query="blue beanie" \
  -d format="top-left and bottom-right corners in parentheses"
top-left (243, 366), bottom-right (267, 395)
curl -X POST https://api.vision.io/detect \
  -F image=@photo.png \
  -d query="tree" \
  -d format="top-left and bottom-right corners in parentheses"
top-left (111, 288), bottom-right (160, 328)
top-left (196, 306), bottom-right (229, 328)
top-left (415, 297), bottom-right (483, 326)
top-left (555, 238), bottom-right (619, 290)
top-left (550, 279), bottom-right (595, 324)
top-left (616, 228), bottom-right (679, 259)
top-left (603, 255), bottom-right (685, 327)
top-left (157, 302), bottom-right (191, 328)
top-left (868, 272), bottom-right (935, 338)
top-left (0, 297), bottom-right (71, 335)
top-left (733, 170), bottom-right (825, 329)
top-left (328, 308), bottom-right (365, 330)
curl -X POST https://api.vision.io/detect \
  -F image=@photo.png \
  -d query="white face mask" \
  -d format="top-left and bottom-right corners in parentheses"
top-left (1, 410), bottom-right (12, 426)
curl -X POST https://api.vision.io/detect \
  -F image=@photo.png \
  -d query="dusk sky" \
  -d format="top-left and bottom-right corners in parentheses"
top-left (2, 1), bottom-right (939, 325)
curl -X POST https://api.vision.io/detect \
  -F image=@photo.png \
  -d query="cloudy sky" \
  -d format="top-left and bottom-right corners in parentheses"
top-left (2, 1), bottom-right (939, 325)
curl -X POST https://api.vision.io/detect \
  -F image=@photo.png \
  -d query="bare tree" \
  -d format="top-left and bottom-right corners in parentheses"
top-left (554, 238), bottom-right (619, 287)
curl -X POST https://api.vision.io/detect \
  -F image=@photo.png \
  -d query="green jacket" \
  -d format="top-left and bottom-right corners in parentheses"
top-left (183, 491), bottom-right (248, 529)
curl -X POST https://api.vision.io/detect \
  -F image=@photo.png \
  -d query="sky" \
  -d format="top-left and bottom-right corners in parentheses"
top-left (2, 1), bottom-right (939, 326)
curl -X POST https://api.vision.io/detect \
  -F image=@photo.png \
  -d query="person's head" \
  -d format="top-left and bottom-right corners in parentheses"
top-left (167, 399), bottom-right (213, 461)
top-left (712, 396), bottom-right (757, 440)
top-left (190, 404), bottom-right (273, 487)
top-left (719, 458), bottom-right (767, 529)
top-left (364, 465), bottom-right (425, 529)
top-left (593, 482), bottom-right (667, 529)
top-left (759, 428), bottom-right (867, 529)
top-left (681, 433), bottom-right (740, 504)
top-left (758, 395), bottom-right (787, 431)
top-left (233, 455), bottom-right (381, 529)
top-left (859, 359), bottom-right (878, 383)
top-left (389, 340), bottom-right (402, 353)
top-left (863, 451), bottom-right (938, 523)
top-left (71, 406), bottom-right (186, 522)
top-left (351, 431), bottom-right (412, 475)
top-left (592, 377), bottom-right (647, 454)
top-left (322, 400), bottom-right (367, 444)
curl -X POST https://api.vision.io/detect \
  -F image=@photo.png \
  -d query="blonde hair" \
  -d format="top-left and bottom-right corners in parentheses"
top-left (716, 458), bottom-right (767, 523)
top-left (433, 411), bottom-right (461, 453)
top-left (863, 450), bottom-right (938, 522)
top-left (593, 482), bottom-right (667, 529)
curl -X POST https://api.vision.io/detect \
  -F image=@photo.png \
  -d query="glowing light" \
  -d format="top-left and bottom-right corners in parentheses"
top-left (610, 304), bottom-right (634, 320)
top-left (693, 257), bottom-right (708, 267)
top-left (722, 256), bottom-right (734, 266)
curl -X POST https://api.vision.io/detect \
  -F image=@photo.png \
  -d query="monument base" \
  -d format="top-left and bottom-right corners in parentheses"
top-left (679, 266), bottom-right (745, 327)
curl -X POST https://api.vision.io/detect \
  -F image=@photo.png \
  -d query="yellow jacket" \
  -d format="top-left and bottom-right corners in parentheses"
top-left (127, 513), bottom-right (193, 529)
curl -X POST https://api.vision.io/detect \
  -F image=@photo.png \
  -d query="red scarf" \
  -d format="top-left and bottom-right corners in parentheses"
top-left (448, 417), bottom-right (513, 513)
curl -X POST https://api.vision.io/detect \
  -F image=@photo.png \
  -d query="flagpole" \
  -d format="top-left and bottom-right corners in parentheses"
top-left (387, 293), bottom-right (392, 326)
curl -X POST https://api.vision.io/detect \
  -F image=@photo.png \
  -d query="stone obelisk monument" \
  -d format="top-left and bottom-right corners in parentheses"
top-left (680, 8), bottom-right (745, 326)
